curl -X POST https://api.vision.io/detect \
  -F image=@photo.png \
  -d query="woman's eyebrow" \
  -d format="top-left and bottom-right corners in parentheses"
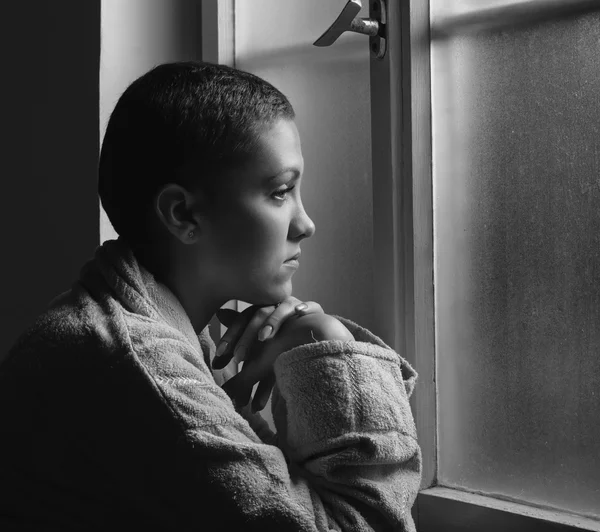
top-left (266, 168), bottom-right (301, 182)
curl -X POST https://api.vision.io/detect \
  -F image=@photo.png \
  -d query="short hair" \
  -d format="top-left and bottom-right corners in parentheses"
top-left (98, 61), bottom-right (295, 245)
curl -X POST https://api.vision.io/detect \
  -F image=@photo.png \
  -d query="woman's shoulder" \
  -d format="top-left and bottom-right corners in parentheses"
top-left (2, 279), bottom-right (215, 417)
top-left (2, 284), bottom-right (124, 372)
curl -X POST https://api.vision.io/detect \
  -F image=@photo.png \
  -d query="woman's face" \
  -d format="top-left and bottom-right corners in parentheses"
top-left (197, 118), bottom-right (316, 306)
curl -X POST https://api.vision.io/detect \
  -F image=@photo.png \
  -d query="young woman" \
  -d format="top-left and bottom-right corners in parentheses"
top-left (0, 62), bottom-right (421, 531)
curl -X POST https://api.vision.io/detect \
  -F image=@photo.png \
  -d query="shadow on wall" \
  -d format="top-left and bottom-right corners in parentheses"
top-left (0, 1), bottom-right (100, 363)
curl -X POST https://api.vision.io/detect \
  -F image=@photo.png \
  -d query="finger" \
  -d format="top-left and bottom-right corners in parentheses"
top-left (221, 372), bottom-right (253, 409)
top-left (250, 372), bottom-right (276, 413)
top-left (221, 373), bottom-right (243, 402)
top-left (254, 297), bottom-right (304, 342)
top-left (227, 355), bottom-right (271, 407)
top-left (232, 305), bottom-right (277, 365)
top-left (257, 299), bottom-right (324, 341)
top-left (212, 306), bottom-right (258, 370)
top-left (213, 309), bottom-right (241, 371)
top-left (215, 308), bottom-right (240, 328)
top-left (257, 297), bottom-right (301, 342)
top-left (292, 301), bottom-right (324, 317)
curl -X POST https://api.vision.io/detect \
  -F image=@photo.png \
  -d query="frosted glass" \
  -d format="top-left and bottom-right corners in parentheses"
top-left (432, 4), bottom-right (600, 519)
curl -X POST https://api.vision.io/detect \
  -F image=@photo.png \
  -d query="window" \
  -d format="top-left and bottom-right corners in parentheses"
top-left (203, 1), bottom-right (600, 528)
top-left (376, 0), bottom-right (600, 529)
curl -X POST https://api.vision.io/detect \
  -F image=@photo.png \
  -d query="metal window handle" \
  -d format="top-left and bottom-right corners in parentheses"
top-left (313, 0), bottom-right (387, 59)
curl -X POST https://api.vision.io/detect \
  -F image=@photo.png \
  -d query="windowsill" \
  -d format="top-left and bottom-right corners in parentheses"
top-left (418, 487), bottom-right (600, 532)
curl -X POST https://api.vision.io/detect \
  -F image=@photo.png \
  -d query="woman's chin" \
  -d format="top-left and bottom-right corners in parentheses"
top-left (230, 272), bottom-right (294, 306)
top-left (246, 283), bottom-right (293, 307)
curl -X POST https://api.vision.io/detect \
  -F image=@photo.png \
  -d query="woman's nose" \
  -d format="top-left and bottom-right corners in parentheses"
top-left (291, 202), bottom-right (316, 240)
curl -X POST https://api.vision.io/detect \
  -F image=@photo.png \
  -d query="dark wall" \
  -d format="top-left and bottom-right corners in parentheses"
top-left (0, 2), bottom-right (100, 362)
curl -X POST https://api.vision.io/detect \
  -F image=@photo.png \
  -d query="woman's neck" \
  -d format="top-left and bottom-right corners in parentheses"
top-left (132, 241), bottom-right (222, 333)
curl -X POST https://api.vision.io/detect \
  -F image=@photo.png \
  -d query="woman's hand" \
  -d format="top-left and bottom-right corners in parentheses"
top-left (214, 301), bottom-right (354, 413)
top-left (212, 297), bottom-right (323, 370)
top-left (212, 297), bottom-right (323, 409)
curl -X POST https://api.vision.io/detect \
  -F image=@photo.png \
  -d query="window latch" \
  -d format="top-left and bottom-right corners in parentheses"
top-left (313, 0), bottom-right (387, 60)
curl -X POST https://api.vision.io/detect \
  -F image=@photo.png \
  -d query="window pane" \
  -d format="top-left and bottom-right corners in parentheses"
top-left (431, 3), bottom-right (600, 519)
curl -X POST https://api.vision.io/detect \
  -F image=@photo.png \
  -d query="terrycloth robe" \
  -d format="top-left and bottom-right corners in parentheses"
top-left (0, 238), bottom-right (421, 531)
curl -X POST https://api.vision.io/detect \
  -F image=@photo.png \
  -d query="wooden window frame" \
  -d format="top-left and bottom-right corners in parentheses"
top-left (201, 0), bottom-right (235, 68)
top-left (201, 0), bottom-right (238, 347)
top-left (371, 0), bottom-right (600, 530)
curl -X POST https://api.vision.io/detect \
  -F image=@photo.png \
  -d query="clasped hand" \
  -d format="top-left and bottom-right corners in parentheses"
top-left (213, 297), bottom-right (354, 413)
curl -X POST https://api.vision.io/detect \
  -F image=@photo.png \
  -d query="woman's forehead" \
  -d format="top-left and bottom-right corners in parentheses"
top-left (240, 119), bottom-right (304, 182)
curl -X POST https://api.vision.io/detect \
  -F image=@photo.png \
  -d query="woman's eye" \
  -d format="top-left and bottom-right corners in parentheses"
top-left (271, 185), bottom-right (296, 202)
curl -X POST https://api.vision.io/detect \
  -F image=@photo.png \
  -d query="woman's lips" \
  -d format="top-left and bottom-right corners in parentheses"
top-left (286, 250), bottom-right (301, 262)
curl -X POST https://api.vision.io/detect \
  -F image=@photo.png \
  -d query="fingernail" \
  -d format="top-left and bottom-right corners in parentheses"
top-left (234, 345), bottom-right (246, 361)
top-left (295, 303), bottom-right (308, 313)
top-left (215, 341), bottom-right (228, 359)
top-left (258, 325), bottom-right (273, 342)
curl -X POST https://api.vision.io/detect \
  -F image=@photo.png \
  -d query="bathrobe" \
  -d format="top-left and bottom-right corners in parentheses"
top-left (0, 238), bottom-right (421, 531)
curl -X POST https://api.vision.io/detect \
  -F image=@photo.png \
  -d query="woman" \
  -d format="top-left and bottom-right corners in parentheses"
top-left (0, 62), bottom-right (421, 531)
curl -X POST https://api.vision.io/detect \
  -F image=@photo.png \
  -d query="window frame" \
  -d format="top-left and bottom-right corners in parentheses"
top-left (371, 0), bottom-right (600, 530)
top-left (202, 0), bottom-right (600, 528)
top-left (201, 0), bottom-right (238, 347)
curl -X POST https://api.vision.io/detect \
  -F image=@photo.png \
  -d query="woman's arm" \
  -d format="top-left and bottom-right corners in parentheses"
top-left (269, 315), bottom-right (421, 530)
top-left (204, 313), bottom-right (421, 531)
top-left (279, 311), bottom-right (356, 343)
top-left (215, 303), bottom-right (355, 411)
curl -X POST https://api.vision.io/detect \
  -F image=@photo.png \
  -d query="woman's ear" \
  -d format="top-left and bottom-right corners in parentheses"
top-left (154, 183), bottom-right (203, 243)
